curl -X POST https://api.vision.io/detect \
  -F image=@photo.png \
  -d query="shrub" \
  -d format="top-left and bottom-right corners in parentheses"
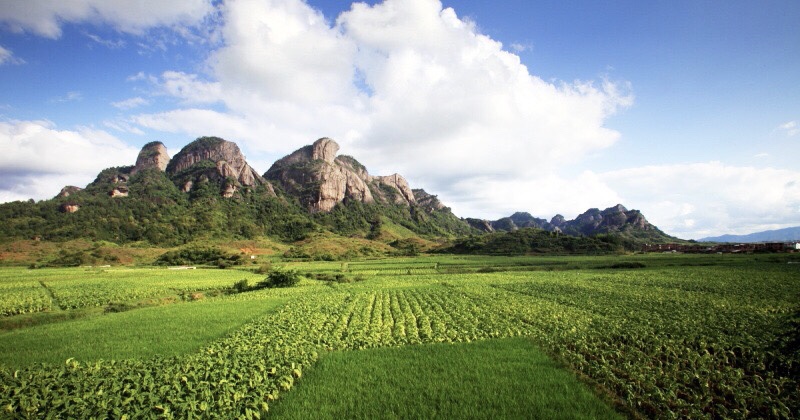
top-left (254, 262), bottom-right (273, 275)
top-left (155, 246), bottom-right (243, 267)
top-left (258, 269), bottom-right (300, 288)
top-left (232, 279), bottom-right (250, 293)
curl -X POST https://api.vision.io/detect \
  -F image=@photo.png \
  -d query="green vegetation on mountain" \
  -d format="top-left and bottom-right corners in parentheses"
top-left (0, 136), bottom-right (678, 259)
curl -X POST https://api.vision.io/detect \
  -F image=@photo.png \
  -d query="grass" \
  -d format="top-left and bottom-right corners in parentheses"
top-left (269, 337), bottom-right (623, 420)
top-left (0, 295), bottom-right (286, 367)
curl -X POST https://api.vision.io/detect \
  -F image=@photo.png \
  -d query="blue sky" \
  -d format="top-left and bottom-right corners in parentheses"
top-left (1, 0), bottom-right (798, 239)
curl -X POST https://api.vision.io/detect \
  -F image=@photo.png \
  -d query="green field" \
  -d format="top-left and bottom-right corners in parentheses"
top-left (0, 254), bottom-right (797, 418)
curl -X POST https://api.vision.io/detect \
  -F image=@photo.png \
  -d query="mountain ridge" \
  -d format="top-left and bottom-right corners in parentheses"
top-left (0, 135), bottom-right (674, 251)
top-left (464, 204), bottom-right (674, 243)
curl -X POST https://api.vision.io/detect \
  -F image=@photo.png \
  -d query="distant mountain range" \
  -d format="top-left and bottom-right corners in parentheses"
top-left (464, 204), bottom-right (675, 244)
top-left (700, 226), bottom-right (800, 243)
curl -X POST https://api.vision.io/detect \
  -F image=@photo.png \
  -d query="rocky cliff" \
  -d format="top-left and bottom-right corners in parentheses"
top-left (265, 138), bottom-right (424, 213)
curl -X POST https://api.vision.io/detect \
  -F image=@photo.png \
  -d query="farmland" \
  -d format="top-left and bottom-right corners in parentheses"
top-left (0, 253), bottom-right (798, 418)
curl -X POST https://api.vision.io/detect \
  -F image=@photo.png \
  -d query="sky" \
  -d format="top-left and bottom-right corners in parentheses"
top-left (0, 0), bottom-right (798, 240)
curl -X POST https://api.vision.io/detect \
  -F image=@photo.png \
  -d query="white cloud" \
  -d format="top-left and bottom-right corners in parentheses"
top-left (159, 72), bottom-right (223, 105)
top-left (136, 0), bottom-right (630, 180)
top-left (103, 119), bottom-right (145, 135)
top-left (510, 42), bottom-right (531, 53)
top-left (134, 109), bottom-right (252, 142)
top-left (111, 96), bottom-right (149, 110)
top-left (440, 171), bottom-right (623, 222)
top-left (0, 0), bottom-right (213, 38)
top-left (443, 162), bottom-right (800, 239)
top-left (84, 32), bottom-right (126, 49)
top-left (600, 162), bottom-right (800, 239)
top-left (0, 120), bottom-right (139, 200)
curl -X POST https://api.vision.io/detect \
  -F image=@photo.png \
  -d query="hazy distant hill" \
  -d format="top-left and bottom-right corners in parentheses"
top-left (700, 226), bottom-right (800, 243)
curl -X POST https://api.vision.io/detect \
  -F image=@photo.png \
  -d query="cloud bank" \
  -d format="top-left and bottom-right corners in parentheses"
top-left (600, 163), bottom-right (800, 239)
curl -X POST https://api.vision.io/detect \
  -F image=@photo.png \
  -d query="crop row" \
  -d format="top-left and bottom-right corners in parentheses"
top-left (0, 281), bottom-right (52, 316)
top-left (462, 272), bottom-right (799, 419)
top-left (0, 286), bottom-right (529, 418)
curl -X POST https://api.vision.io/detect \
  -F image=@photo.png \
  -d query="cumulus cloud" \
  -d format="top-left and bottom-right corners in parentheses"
top-left (0, 0), bottom-right (213, 38)
top-left (600, 162), bottom-right (800, 239)
top-left (135, 0), bottom-right (630, 175)
top-left (0, 120), bottom-right (139, 200)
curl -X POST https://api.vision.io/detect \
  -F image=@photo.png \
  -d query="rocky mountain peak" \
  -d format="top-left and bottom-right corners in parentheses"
top-left (132, 141), bottom-right (169, 174)
top-left (266, 138), bottom-right (373, 213)
top-left (603, 204), bottom-right (628, 215)
top-left (312, 138), bottom-right (339, 163)
top-left (266, 138), bottom-right (437, 213)
top-left (550, 214), bottom-right (566, 227)
top-left (167, 136), bottom-right (272, 197)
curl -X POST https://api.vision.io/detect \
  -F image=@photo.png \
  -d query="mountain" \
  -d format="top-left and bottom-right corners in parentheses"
top-left (0, 136), bottom-right (473, 248)
top-left (167, 137), bottom-right (273, 198)
top-left (700, 226), bottom-right (800, 243)
top-left (0, 135), bottom-right (679, 257)
top-left (466, 204), bottom-right (674, 243)
top-left (264, 138), bottom-right (429, 213)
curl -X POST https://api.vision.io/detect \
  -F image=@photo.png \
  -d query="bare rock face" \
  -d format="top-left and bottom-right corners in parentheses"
top-left (110, 186), bottom-right (129, 198)
top-left (265, 137), bottom-right (446, 213)
top-left (132, 141), bottom-right (170, 174)
top-left (58, 203), bottom-right (80, 213)
top-left (57, 186), bottom-right (82, 198)
top-left (167, 137), bottom-right (274, 198)
top-left (266, 138), bottom-right (375, 212)
top-left (312, 137), bottom-right (339, 163)
top-left (373, 174), bottom-right (416, 205)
